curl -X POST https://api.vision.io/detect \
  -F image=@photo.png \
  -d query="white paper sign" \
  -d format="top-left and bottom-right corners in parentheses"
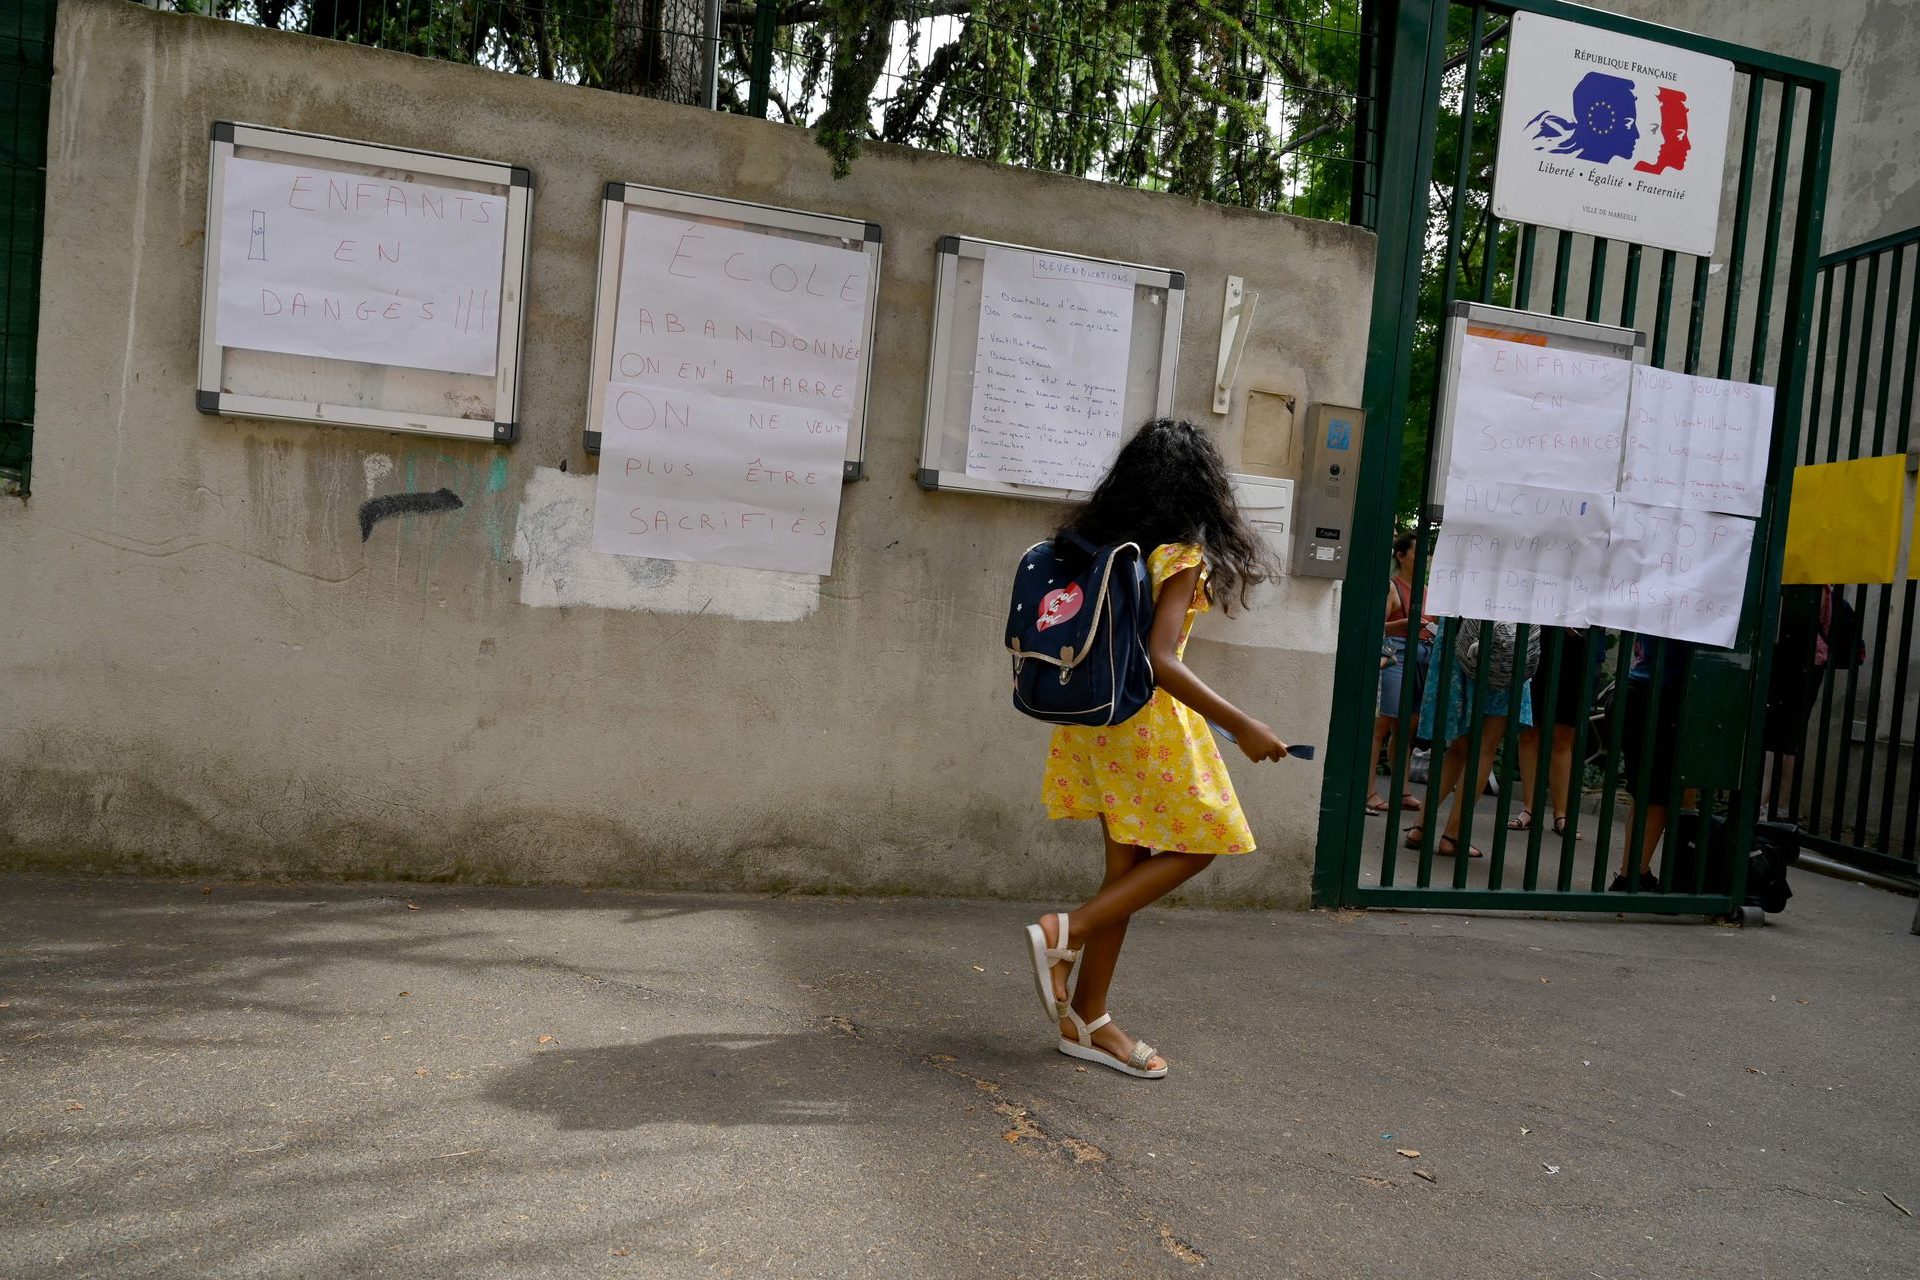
top-left (215, 155), bottom-right (508, 376)
top-left (1619, 366), bottom-right (1774, 516)
top-left (1448, 334), bottom-right (1633, 492)
top-left (1493, 12), bottom-right (1735, 257)
top-left (1426, 479), bottom-right (1612, 627)
top-left (1589, 500), bottom-right (1753, 646)
top-left (590, 208), bottom-right (871, 576)
top-left (965, 248), bottom-right (1135, 489)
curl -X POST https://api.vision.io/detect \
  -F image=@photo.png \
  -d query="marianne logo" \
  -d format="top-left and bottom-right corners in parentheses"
top-left (1526, 71), bottom-right (1692, 175)
top-left (1494, 12), bottom-right (1731, 257)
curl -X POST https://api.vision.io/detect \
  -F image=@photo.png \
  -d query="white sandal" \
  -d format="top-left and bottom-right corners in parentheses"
top-left (1023, 913), bottom-right (1082, 1019)
top-left (1058, 1007), bottom-right (1168, 1079)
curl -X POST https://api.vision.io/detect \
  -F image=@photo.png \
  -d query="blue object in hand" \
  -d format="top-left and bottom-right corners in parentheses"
top-left (1208, 722), bottom-right (1314, 759)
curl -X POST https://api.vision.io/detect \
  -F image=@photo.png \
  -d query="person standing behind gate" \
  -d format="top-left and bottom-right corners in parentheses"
top-left (1613, 635), bottom-right (1694, 893)
top-left (1405, 624), bottom-right (1535, 859)
top-left (1366, 531), bottom-right (1433, 814)
top-left (1507, 627), bottom-right (1601, 837)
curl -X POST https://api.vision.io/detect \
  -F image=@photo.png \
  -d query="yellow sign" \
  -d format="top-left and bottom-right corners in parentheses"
top-left (1782, 455), bottom-right (1908, 585)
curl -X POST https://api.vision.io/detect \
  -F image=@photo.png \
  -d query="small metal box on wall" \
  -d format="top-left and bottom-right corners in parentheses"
top-left (1291, 404), bottom-right (1365, 579)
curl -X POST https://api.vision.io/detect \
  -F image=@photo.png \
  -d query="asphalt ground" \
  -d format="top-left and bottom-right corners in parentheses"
top-left (2, 868), bottom-right (1915, 1278)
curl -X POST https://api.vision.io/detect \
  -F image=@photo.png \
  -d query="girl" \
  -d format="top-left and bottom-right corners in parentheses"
top-left (1023, 419), bottom-right (1288, 1080)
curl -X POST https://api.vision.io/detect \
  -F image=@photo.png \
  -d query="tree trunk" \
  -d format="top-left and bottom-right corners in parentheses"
top-left (610, 0), bottom-right (709, 104)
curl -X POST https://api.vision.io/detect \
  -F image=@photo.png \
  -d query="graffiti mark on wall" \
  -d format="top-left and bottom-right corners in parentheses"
top-left (358, 488), bottom-right (464, 541)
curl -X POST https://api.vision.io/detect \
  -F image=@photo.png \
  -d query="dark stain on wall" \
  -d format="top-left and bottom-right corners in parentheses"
top-left (358, 488), bottom-right (465, 541)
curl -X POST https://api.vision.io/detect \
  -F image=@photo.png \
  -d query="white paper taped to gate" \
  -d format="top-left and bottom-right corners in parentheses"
top-left (964, 247), bottom-right (1136, 489)
top-left (1618, 366), bottom-right (1774, 517)
top-left (1425, 479), bottom-right (1612, 627)
top-left (1588, 500), bottom-right (1754, 647)
top-left (590, 207), bottom-right (871, 575)
top-left (1447, 334), bottom-right (1633, 493)
top-left (214, 155), bottom-right (509, 376)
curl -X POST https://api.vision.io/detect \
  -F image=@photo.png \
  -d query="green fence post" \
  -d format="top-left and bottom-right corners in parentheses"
top-left (1312, 0), bottom-right (1449, 908)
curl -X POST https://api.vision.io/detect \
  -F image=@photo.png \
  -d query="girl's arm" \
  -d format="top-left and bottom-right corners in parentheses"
top-left (1149, 565), bottom-right (1287, 762)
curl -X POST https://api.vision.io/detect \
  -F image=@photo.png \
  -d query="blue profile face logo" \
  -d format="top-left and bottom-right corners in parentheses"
top-left (1528, 71), bottom-right (1641, 165)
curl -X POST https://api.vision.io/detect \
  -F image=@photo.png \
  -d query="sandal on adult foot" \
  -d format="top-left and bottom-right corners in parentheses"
top-left (1058, 1008), bottom-right (1167, 1080)
top-left (1023, 913), bottom-right (1082, 1020)
top-left (1436, 834), bottom-right (1484, 859)
top-left (1506, 808), bottom-right (1534, 830)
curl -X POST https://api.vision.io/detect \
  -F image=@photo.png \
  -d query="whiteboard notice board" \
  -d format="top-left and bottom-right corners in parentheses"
top-left (197, 123), bottom-right (533, 443)
top-left (584, 183), bottom-right (883, 482)
top-left (919, 236), bottom-right (1184, 502)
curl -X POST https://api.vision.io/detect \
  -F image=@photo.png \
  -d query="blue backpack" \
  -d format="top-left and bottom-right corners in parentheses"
top-left (1006, 532), bottom-right (1156, 726)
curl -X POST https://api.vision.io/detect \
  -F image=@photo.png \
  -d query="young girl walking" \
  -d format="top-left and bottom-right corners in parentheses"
top-left (1022, 419), bottom-right (1288, 1079)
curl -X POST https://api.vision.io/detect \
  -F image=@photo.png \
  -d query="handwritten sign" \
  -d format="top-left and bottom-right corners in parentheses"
top-left (1426, 479), bottom-right (1612, 626)
top-left (1588, 500), bottom-right (1753, 647)
top-left (214, 155), bottom-right (508, 376)
top-left (1619, 366), bottom-right (1773, 516)
top-left (1448, 334), bottom-right (1633, 492)
top-left (590, 208), bottom-right (870, 575)
top-left (964, 247), bottom-right (1135, 489)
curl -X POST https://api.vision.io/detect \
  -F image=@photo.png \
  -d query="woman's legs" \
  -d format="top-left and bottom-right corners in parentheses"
top-left (1548, 724), bottom-right (1576, 822)
top-left (1441, 715), bottom-right (1509, 843)
top-left (1511, 725), bottom-right (1542, 823)
top-left (1036, 821), bottom-right (1214, 1070)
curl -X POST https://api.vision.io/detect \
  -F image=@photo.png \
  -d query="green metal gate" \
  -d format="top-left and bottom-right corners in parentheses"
top-left (1315, 0), bottom-right (1840, 914)
top-left (1775, 227), bottom-right (1920, 878)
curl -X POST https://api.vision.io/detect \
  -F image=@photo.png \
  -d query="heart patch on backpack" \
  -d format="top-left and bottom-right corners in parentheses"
top-left (1035, 584), bottom-right (1084, 631)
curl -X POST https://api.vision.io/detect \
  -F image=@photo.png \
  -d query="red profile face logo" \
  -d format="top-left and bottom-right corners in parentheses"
top-left (1634, 86), bottom-right (1692, 175)
top-left (1034, 584), bottom-right (1084, 631)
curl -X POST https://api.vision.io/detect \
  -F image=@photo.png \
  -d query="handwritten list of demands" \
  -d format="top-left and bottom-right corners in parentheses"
top-left (964, 248), bottom-right (1136, 490)
top-left (1448, 334), bottom-right (1633, 493)
top-left (590, 209), bottom-right (870, 576)
top-left (1425, 479), bottom-right (1612, 628)
top-left (215, 156), bottom-right (509, 376)
top-left (1619, 366), bottom-right (1774, 517)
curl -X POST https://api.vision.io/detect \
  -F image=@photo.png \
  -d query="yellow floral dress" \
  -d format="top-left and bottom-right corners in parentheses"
top-left (1042, 543), bottom-right (1256, 855)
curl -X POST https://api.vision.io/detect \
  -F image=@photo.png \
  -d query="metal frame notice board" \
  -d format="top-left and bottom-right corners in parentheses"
top-left (584, 183), bottom-right (884, 480)
top-left (197, 122), bottom-right (534, 443)
top-left (918, 236), bottom-right (1184, 502)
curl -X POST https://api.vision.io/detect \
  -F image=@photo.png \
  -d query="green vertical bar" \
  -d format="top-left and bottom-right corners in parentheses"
top-left (1624, 642), bottom-right (1666, 894)
top-left (1522, 630), bottom-right (1564, 891)
top-left (1803, 270), bottom-right (1834, 465)
top-left (1550, 232), bottom-right (1574, 317)
top-left (1452, 621), bottom-right (1497, 888)
top-left (1684, 255), bottom-right (1711, 375)
top-left (1826, 262), bottom-right (1858, 463)
top-left (1590, 637), bottom-right (1634, 892)
top-left (1848, 255), bottom-right (1879, 456)
top-left (1486, 623), bottom-right (1528, 888)
top-left (1716, 76), bottom-right (1767, 380)
top-left (1515, 224), bottom-right (1538, 310)
top-left (1313, 0), bottom-right (1449, 908)
top-left (1439, 5), bottom-right (1488, 306)
top-left (747, 0), bottom-right (779, 118)
top-left (1584, 239), bottom-right (1609, 324)
top-left (1748, 86), bottom-right (1798, 383)
top-left (1650, 251), bottom-right (1678, 368)
top-left (1555, 631), bottom-right (1598, 891)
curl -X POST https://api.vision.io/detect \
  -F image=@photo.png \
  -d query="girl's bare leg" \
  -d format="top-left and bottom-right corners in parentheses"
top-left (1365, 715), bottom-right (1393, 806)
top-left (1036, 823), bottom-right (1214, 1069)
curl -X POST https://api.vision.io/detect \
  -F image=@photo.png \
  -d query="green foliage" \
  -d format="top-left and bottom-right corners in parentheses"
top-left (185, 2), bottom-right (1364, 218)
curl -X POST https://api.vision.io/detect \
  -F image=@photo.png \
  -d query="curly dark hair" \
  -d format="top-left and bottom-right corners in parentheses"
top-left (1057, 418), bottom-right (1270, 614)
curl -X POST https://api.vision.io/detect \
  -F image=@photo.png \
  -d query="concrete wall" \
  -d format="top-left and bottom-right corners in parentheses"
top-left (0, 1), bottom-right (1375, 904)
